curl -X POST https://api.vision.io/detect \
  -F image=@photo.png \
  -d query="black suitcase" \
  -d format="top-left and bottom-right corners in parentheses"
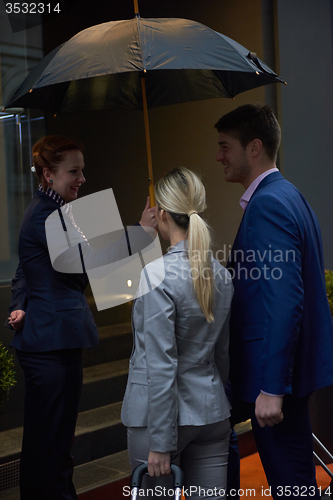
top-left (130, 462), bottom-right (184, 500)
top-left (313, 433), bottom-right (333, 498)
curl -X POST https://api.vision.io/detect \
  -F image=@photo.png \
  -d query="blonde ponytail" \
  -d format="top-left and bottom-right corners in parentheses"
top-left (155, 168), bottom-right (214, 323)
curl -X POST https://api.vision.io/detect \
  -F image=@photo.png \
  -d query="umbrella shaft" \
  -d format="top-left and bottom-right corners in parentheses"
top-left (133, 0), bottom-right (139, 16)
top-left (141, 73), bottom-right (155, 207)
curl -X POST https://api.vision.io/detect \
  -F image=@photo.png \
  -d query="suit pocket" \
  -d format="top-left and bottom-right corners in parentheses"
top-left (177, 316), bottom-right (189, 328)
top-left (130, 368), bottom-right (148, 386)
top-left (54, 298), bottom-right (84, 311)
top-left (242, 323), bottom-right (264, 341)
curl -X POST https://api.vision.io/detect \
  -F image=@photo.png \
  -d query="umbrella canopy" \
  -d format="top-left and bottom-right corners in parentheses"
top-left (5, 16), bottom-right (285, 204)
top-left (5, 17), bottom-right (285, 113)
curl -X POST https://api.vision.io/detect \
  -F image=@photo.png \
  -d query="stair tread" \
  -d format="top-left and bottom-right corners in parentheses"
top-left (74, 449), bottom-right (131, 493)
top-left (234, 419), bottom-right (252, 435)
top-left (83, 358), bottom-right (129, 382)
top-left (0, 403), bottom-right (124, 461)
top-left (76, 402), bottom-right (122, 434)
top-left (97, 322), bottom-right (132, 339)
top-left (0, 317), bottom-right (132, 495)
top-left (0, 451), bottom-right (131, 499)
top-left (0, 427), bottom-right (23, 459)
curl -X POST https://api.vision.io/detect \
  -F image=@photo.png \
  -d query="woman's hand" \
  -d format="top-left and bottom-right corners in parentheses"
top-left (139, 197), bottom-right (157, 231)
top-left (8, 310), bottom-right (26, 330)
top-left (148, 451), bottom-right (171, 477)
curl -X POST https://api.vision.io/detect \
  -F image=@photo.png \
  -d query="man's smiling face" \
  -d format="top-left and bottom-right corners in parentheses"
top-left (215, 132), bottom-right (252, 187)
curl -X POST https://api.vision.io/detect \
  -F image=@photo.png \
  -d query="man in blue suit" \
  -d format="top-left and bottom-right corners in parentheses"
top-left (215, 104), bottom-right (333, 498)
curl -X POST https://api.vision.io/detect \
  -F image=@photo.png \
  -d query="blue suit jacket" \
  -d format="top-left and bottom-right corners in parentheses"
top-left (10, 190), bottom-right (98, 352)
top-left (228, 171), bottom-right (333, 402)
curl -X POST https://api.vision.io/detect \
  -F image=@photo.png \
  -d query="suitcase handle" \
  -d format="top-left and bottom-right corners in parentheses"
top-left (131, 463), bottom-right (184, 500)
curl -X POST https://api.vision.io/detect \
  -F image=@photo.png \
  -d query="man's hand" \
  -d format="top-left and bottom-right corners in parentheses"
top-left (8, 310), bottom-right (26, 330)
top-left (148, 451), bottom-right (171, 477)
top-left (255, 392), bottom-right (284, 428)
top-left (139, 197), bottom-right (157, 231)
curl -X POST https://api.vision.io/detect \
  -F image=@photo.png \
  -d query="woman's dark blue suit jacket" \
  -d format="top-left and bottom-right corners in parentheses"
top-left (10, 189), bottom-right (98, 352)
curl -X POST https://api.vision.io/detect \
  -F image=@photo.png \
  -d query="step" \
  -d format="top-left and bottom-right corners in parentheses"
top-left (0, 450), bottom-right (132, 500)
top-left (86, 289), bottom-right (133, 329)
top-left (73, 402), bottom-right (127, 465)
top-left (0, 402), bottom-right (127, 467)
top-left (82, 322), bottom-right (132, 368)
top-left (0, 359), bottom-right (130, 464)
top-left (0, 427), bottom-right (22, 466)
top-left (0, 355), bottom-right (130, 493)
top-left (75, 450), bottom-right (131, 499)
top-left (0, 322), bottom-right (133, 433)
top-left (0, 403), bottom-right (128, 496)
top-left (234, 419), bottom-right (257, 458)
top-left (79, 358), bottom-right (129, 411)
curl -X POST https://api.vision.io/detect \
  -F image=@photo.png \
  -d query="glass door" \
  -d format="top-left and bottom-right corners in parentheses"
top-left (0, 109), bottom-right (45, 282)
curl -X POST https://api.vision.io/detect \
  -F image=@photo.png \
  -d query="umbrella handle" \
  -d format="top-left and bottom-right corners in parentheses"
top-left (148, 184), bottom-right (155, 207)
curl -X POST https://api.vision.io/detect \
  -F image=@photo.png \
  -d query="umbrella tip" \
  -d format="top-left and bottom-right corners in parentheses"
top-left (284, 81), bottom-right (288, 85)
top-left (29, 88), bottom-right (33, 93)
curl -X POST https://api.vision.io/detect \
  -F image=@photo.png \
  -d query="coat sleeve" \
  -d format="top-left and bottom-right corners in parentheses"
top-left (141, 270), bottom-right (178, 453)
top-left (214, 310), bottom-right (231, 387)
top-left (248, 194), bottom-right (303, 395)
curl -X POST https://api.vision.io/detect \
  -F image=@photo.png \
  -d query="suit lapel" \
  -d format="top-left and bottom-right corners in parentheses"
top-left (228, 212), bottom-right (245, 269)
top-left (227, 171), bottom-right (284, 268)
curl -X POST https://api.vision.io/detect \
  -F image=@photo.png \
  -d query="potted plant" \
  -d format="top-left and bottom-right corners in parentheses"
top-left (0, 342), bottom-right (16, 408)
top-left (325, 270), bottom-right (333, 317)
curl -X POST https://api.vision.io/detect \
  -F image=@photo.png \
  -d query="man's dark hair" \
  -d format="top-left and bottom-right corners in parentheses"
top-left (214, 104), bottom-right (281, 161)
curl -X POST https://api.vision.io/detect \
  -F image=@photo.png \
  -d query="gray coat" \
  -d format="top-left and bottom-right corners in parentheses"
top-left (121, 240), bottom-right (233, 452)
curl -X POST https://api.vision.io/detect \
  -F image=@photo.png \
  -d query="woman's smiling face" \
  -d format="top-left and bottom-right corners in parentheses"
top-left (44, 149), bottom-right (86, 202)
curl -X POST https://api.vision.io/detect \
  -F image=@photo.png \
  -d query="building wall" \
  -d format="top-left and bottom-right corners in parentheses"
top-left (276, 0), bottom-right (333, 269)
top-left (276, 0), bottom-right (333, 451)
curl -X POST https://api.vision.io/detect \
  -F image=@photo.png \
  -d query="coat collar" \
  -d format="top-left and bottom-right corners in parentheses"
top-left (35, 188), bottom-right (74, 216)
top-left (250, 170), bottom-right (284, 198)
top-left (36, 185), bottom-right (66, 207)
top-left (167, 239), bottom-right (188, 254)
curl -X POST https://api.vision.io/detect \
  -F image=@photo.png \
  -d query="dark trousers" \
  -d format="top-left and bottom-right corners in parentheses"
top-left (227, 388), bottom-right (320, 500)
top-left (16, 348), bottom-right (83, 500)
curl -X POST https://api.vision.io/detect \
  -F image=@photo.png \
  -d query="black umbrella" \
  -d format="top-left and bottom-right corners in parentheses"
top-left (5, 4), bottom-right (286, 203)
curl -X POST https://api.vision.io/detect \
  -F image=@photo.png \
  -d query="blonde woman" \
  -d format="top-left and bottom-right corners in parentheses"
top-left (121, 168), bottom-right (233, 498)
